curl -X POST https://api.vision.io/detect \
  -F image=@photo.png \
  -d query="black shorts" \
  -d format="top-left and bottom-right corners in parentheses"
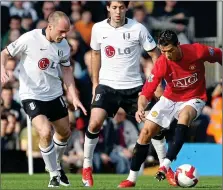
top-left (91, 84), bottom-right (143, 117)
top-left (22, 96), bottom-right (68, 122)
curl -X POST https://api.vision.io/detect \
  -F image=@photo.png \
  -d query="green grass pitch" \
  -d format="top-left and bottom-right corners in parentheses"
top-left (1, 174), bottom-right (222, 190)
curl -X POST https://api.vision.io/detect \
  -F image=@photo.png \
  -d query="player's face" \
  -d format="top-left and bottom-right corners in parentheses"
top-left (107, 2), bottom-right (127, 24)
top-left (50, 18), bottom-right (70, 43)
top-left (159, 44), bottom-right (179, 61)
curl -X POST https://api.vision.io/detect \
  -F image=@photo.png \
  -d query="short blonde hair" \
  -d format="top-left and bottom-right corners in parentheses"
top-left (48, 11), bottom-right (70, 25)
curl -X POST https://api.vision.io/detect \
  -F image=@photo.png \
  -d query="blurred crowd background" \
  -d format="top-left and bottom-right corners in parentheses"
top-left (1, 1), bottom-right (222, 174)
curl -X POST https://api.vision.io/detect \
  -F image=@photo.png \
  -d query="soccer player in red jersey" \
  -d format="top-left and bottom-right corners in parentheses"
top-left (118, 30), bottom-right (222, 188)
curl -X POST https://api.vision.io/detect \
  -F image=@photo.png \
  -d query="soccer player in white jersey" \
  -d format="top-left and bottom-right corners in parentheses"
top-left (81, 1), bottom-right (176, 187)
top-left (1, 11), bottom-right (87, 188)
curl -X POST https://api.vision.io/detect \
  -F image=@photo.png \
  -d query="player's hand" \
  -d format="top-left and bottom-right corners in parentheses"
top-left (135, 109), bottom-right (146, 123)
top-left (72, 97), bottom-right (87, 116)
top-left (1, 68), bottom-right (10, 85)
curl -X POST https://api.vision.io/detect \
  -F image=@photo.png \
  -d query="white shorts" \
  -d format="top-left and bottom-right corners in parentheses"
top-left (146, 96), bottom-right (206, 129)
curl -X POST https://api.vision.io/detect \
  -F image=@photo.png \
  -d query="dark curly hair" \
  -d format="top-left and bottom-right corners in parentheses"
top-left (158, 30), bottom-right (179, 46)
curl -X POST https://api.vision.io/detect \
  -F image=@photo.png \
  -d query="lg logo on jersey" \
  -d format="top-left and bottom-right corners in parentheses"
top-left (38, 58), bottom-right (57, 70)
top-left (105, 46), bottom-right (115, 57)
top-left (105, 46), bottom-right (131, 58)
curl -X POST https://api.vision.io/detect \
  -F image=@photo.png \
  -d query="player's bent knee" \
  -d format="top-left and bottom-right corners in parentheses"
top-left (38, 126), bottom-right (51, 138)
top-left (179, 112), bottom-right (190, 120)
top-left (138, 131), bottom-right (150, 144)
top-left (139, 127), bottom-right (153, 143)
top-left (178, 112), bottom-right (193, 125)
top-left (140, 128), bottom-right (150, 137)
top-left (88, 120), bottom-right (103, 133)
top-left (39, 130), bottom-right (51, 143)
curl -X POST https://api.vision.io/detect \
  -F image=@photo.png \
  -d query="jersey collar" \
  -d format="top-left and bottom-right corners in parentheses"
top-left (42, 27), bottom-right (54, 43)
top-left (107, 17), bottom-right (128, 28)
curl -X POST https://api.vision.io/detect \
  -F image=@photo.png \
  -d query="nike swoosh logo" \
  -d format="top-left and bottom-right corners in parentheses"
top-left (40, 48), bottom-right (47, 50)
top-left (103, 37), bottom-right (108, 39)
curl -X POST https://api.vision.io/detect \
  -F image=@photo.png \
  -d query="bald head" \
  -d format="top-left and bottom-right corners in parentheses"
top-left (46, 11), bottom-right (71, 43)
top-left (48, 11), bottom-right (70, 26)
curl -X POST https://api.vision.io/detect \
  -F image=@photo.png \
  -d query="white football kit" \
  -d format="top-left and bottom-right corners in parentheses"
top-left (90, 18), bottom-right (156, 89)
top-left (7, 28), bottom-right (70, 101)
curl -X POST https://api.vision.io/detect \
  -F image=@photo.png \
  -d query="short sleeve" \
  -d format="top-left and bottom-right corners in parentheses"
top-left (90, 24), bottom-right (100, 51)
top-left (6, 32), bottom-right (29, 57)
top-left (194, 43), bottom-right (222, 64)
top-left (139, 24), bottom-right (156, 52)
top-left (59, 44), bottom-right (71, 67)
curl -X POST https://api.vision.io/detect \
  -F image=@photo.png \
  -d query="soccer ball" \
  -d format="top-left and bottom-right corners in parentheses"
top-left (175, 164), bottom-right (199, 188)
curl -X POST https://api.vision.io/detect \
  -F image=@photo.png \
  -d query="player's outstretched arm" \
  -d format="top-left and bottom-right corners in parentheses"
top-left (91, 50), bottom-right (101, 102)
top-left (1, 49), bottom-right (11, 85)
top-left (61, 66), bottom-right (87, 115)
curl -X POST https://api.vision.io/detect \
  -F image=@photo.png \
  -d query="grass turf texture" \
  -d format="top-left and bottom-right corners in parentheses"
top-left (1, 174), bottom-right (222, 190)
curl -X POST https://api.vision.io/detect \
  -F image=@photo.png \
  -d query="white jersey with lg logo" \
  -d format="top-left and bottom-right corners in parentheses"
top-left (91, 18), bottom-right (156, 89)
top-left (7, 29), bottom-right (70, 101)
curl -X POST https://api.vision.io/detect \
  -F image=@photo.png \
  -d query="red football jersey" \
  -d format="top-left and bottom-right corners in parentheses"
top-left (141, 43), bottom-right (222, 102)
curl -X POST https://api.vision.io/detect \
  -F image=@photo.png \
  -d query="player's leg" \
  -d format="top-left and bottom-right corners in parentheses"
top-left (82, 84), bottom-right (120, 187)
top-left (152, 126), bottom-right (177, 186)
top-left (122, 86), bottom-right (169, 172)
top-left (151, 132), bottom-right (166, 167)
top-left (52, 116), bottom-right (71, 186)
top-left (32, 115), bottom-right (60, 187)
top-left (156, 99), bottom-right (206, 180)
top-left (22, 99), bottom-right (60, 187)
top-left (48, 96), bottom-right (71, 186)
top-left (82, 107), bottom-right (107, 186)
top-left (118, 120), bottom-right (160, 188)
top-left (134, 96), bottom-right (178, 183)
top-left (119, 95), bottom-right (176, 187)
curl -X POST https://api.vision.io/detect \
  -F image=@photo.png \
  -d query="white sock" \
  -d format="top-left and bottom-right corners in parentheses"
top-left (127, 170), bottom-right (138, 182)
top-left (160, 158), bottom-right (171, 170)
top-left (151, 138), bottom-right (167, 166)
top-left (53, 135), bottom-right (68, 170)
top-left (83, 132), bottom-right (99, 168)
top-left (138, 163), bottom-right (144, 176)
top-left (39, 142), bottom-right (58, 178)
